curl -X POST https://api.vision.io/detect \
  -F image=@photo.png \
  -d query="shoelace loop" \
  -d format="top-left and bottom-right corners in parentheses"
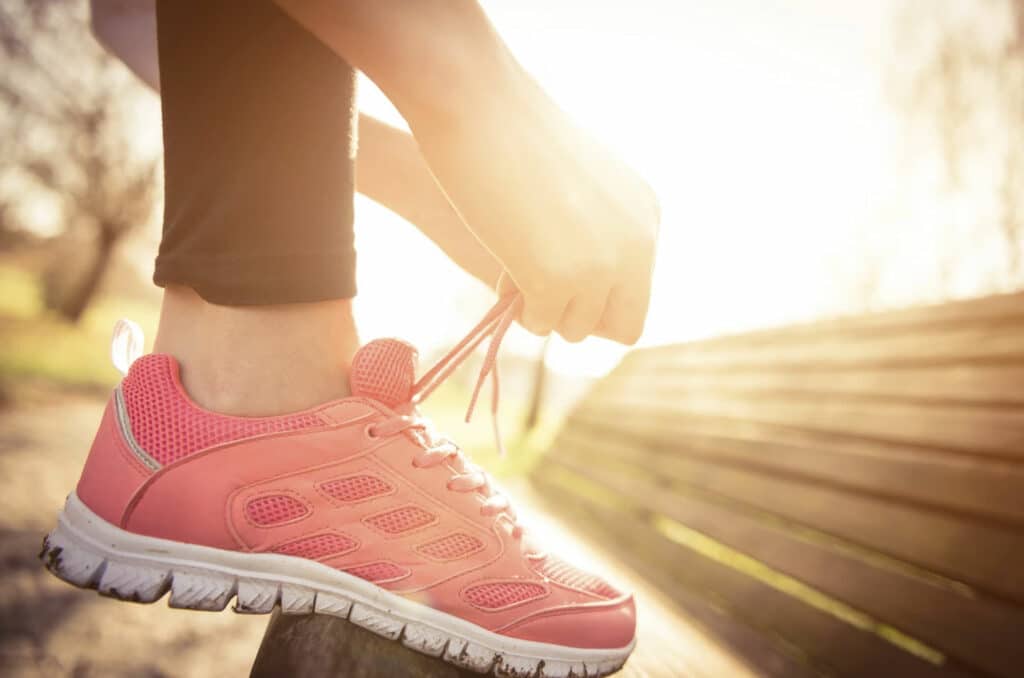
top-left (411, 293), bottom-right (523, 456)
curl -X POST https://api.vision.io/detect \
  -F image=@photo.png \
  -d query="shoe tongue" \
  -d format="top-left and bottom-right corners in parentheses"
top-left (349, 338), bottom-right (419, 409)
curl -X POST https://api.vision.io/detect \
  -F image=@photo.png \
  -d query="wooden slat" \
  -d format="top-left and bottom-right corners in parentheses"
top-left (551, 456), bottom-right (1024, 678)
top-left (567, 410), bottom-right (1024, 526)
top-left (529, 482), bottom-right (820, 678)
top-left (540, 292), bottom-right (1024, 676)
top-left (551, 427), bottom-right (1024, 605)
top-left (624, 322), bottom-right (1024, 372)
top-left (633, 292), bottom-right (1024, 360)
top-left (601, 363), bottom-right (1024, 406)
top-left (578, 392), bottom-right (1024, 460)
top-left (532, 472), bottom-right (973, 678)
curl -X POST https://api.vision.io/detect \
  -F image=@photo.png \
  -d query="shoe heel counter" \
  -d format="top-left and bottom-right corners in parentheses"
top-left (76, 390), bottom-right (156, 526)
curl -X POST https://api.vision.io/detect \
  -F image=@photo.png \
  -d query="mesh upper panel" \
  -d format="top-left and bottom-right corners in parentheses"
top-left (416, 533), bottom-right (484, 561)
top-left (345, 561), bottom-right (410, 583)
top-left (272, 532), bottom-right (358, 560)
top-left (364, 505), bottom-right (435, 534)
top-left (121, 355), bottom-right (324, 466)
top-left (319, 474), bottom-right (393, 503)
top-left (245, 495), bottom-right (309, 526)
top-left (349, 339), bottom-right (418, 408)
top-left (533, 556), bottom-right (620, 599)
top-left (463, 582), bottom-right (547, 610)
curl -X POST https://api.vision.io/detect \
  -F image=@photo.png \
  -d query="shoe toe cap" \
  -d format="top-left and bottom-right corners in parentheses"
top-left (499, 595), bottom-right (636, 650)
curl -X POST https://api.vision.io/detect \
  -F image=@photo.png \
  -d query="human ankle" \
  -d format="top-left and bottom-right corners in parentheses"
top-left (152, 286), bottom-right (359, 416)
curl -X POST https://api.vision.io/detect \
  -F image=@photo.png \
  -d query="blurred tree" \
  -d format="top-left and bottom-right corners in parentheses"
top-left (0, 0), bottom-right (159, 321)
top-left (894, 0), bottom-right (1024, 283)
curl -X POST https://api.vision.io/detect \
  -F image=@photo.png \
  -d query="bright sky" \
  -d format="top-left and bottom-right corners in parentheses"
top-left (355, 0), bottom-right (903, 376)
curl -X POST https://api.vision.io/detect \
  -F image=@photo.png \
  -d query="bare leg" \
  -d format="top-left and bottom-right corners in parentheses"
top-left (153, 286), bottom-right (358, 415)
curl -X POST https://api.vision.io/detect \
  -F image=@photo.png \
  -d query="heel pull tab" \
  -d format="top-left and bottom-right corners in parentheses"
top-left (111, 319), bottom-right (144, 376)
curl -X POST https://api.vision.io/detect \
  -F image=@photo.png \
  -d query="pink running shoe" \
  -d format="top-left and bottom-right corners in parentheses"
top-left (41, 296), bottom-right (636, 677)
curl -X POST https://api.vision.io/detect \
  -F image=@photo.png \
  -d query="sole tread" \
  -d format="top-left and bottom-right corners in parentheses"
top-left (39, 514), bottom-right (630, 678)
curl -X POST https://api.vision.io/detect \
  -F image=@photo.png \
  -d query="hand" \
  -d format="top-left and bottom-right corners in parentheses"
top-left (412, 71), bottom-right (660, 345)
top-left (273, 0), bottom-right (659, 343)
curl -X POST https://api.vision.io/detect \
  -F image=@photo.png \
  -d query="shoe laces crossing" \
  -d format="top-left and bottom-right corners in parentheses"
top-left (369, 414), bottom-right (525, 539)
top-left (368, 294), bottom-right (532, 545)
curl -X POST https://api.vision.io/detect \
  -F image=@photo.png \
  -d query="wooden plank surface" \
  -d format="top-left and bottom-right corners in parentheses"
top-left (567, 412), bottom-right (1024, 526)
top-left (579, 391), bottom-right (1024, 460)
top-left (602, 363), bottom-right (1024, 406)
top-left (533, 291), bottom-right (1024, 677)
top-left (631, 292), bottom-right (1024, 360)
top-left (533, 471), bottom-right (973, 678)
top-left (550, 456), bottom-right (1024, 678)
top-left (552, 427), bottom-right (1024, 604)
top-left (528, 481), bottom-right (821, 678)
top-left (624, 322), bottom-right (1024, 373)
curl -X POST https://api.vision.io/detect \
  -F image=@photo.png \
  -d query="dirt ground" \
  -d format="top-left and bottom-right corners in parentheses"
top-left (0, 391), bottom-right (750, 678)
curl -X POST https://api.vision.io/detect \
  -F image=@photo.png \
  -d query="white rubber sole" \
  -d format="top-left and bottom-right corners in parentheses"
top-left (41, 492), bottom-right (633, 677)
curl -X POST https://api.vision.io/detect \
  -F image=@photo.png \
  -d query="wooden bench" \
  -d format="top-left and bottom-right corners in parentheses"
top-left (531, 291), bottom-right (1024, 678)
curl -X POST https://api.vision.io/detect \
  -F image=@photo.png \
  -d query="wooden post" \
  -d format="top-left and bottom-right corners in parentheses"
top-left (250, 610), bottom-right (479, 678)
top-left (522, 337), bottom-right (550, 435)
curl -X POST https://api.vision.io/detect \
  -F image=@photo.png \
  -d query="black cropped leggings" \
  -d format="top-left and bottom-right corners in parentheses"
top-left (154, 1), bottom-right (358, 304)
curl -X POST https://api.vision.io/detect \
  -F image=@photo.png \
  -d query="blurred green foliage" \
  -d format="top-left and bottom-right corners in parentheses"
top-left (0, 263), bottom-right (159, 390)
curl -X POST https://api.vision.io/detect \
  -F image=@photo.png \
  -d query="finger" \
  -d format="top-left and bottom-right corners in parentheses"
top-left (557, 290), bottom-right (609, 343)
top-left (519, 288), bottom-right (570, 337)
top-left (597, 283), bottom-right (651, 345)
top-left (498, 271), bottom-right (566, 336)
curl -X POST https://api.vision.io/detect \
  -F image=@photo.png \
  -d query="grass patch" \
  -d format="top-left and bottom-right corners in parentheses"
top-left (0, 265), bottom-right (43, 318)
top-left (0, 263), bottom-right (159, 391)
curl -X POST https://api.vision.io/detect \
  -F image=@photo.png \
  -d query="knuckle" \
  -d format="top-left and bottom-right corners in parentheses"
top-left (558, 326), bottom-right (587, 343)
top-left (521, 320), bottom-right (553, 337)
top-left (621, 320), bottom-right (645, 345)
top-left (520, 308), bottom-right (557, 337)
top-left (604, 310), bottom-right (644, 346)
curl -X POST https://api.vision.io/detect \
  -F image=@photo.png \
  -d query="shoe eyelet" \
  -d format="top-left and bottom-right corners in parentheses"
top-left (365, 423), bottom-right (380, 439)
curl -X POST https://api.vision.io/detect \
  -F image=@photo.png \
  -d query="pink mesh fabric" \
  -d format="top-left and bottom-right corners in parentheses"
top-left (349, 339), bottom-right (418, 408)
top-left (121, 355), bottom-right (324, 466)
top-left (364, 505), bottom-right (436, 534)
top-left (319, 474), bottom-right (393, 503)
top-left (245, 495), bottom-right (309, 526)
top-left (416, 533), bottom-right (484, 561)
top-left (463, 582), bottom-right (547, 610)
top-left (533, 556), bottom-right (620, 599)
top-left (272, 532), bottom-right (358, 560)
top-left (345, 561), bottom-right (410, 583)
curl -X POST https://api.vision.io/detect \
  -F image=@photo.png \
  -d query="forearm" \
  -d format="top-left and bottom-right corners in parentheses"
top-left (273, 0), bottom-right (518, 128)
top-left (356, 116), bottom-right (502, 288)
